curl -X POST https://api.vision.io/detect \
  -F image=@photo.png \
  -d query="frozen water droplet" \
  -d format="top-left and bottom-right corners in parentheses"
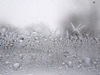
top-left (6, 72), bottom-right (9, 75)
top-left (74, 35), bottom-right (78, 40)
top-left (32, 32), bottom-right (38, 36)
top-left (36, 40), bottom-right (39, 43)
top-left (19, 40), bottom-right (23, 43)
top-left (34, 37), bottom-right (38, 40)
top-left (67, 61), bottom-right (73, 67)
top-left (44, 38), bottom-right (47, 41)
top-left (78, 59), bottom-right (83, 64)
top-left (13, 63), bottom-right (20, 70)
top-left (62, 62), bottom-right (65, 65)
top-left (86, 33), bottom-right (89, 37)
top-left (19, 54), bottom-right (23, 59)
top-left (32, 53), bottom-right (36, 56)
top-left (66, 30), bottom-right (69, 39)
top-left (93, 61), bottom-right (97, 65)
top-left (54, 28), bottom-right (61, 36)
top-left (84, 57), bottom-right (91, 65)
top-left (79, 35), bottom-right (83, 40)
top-left (6, 54), bottom-right (9, 59)
top-left (9, 65), bottom-right (12, 68)
top-left (77, 64), bottom-right (82, 68)
top-left (0, 55), bottom-right (2, 58)
top-left (70, 35), bottom-right (74, 40)
top-left (23, 31), bottom-right (31, 36)
top-left (59, 66), bottom-right (63, 69)
top-left (1, 28), bottom-right (6, 33)
top-left (48, 54), bottom-right (52, 57)
top-left (63, 51), bottom-right (69, 58)
top-left (5, 61), bottom-right (9, 65)
top-left (59, 38), bottom-right (63, 41)
top-left (36, 65), bottom-right (38, 67)
top-left (68, 61), bottom-right (72, 65)
top-left (65, 65), bottom-right (68, 68)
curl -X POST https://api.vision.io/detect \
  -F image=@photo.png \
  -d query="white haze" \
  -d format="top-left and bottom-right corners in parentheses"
top-left (0, 0), bottom-right (99, 31)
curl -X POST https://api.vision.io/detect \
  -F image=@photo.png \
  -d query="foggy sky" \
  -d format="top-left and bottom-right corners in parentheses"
top-left (0, 0), bottom-right (100, 31)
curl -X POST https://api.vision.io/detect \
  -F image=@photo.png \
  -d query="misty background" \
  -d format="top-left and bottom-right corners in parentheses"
top-left (0, 0), bottom-right (100, 33)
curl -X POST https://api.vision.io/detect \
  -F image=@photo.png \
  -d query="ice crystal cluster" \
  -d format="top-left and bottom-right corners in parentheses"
top-left (0, 23), bottom-right (100, 75)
